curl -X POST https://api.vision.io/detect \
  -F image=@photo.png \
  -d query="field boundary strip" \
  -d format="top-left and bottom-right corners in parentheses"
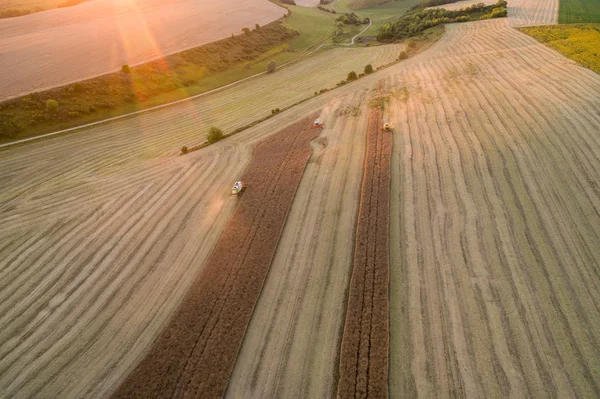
top-left (110, 115), bottom-right (320, 398)
top-left (0, 39), bottom-right (331, 150)
top-left (337, 100), bottom-right (391, 398)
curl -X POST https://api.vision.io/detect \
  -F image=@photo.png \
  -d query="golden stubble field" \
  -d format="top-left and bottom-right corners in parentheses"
top-left (0, 43), bottom-right (400, 398)
top-left (0, 0), bottom-right (285, 101)
top-left (1, 9), bottom-right (600, 399)
top-left (387, 18), bottom-right (600, 397)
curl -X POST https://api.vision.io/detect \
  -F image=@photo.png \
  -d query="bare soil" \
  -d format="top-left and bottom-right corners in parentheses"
top-left (337, 99), bottom-right (392, 399)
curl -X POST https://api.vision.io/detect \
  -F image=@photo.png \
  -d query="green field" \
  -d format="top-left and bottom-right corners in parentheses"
top-left (321, 0), bottom-right (422, 37)
top-left (559, 0), bottom-right (600, 23)
top-left (284, 4), bottom-right (336, 51)
top-left (357, 0), bottom-right (423, 35)
top-left (521, 24), bottom-right (600, 74)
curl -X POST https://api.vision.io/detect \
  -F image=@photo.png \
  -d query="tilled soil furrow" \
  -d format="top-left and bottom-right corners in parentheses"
top-left (337, 104), bottom-right (391, 398)
top-left (226, 95), bottom-right (369, 399)
top-left (111, 116), bottom-right (320, 399)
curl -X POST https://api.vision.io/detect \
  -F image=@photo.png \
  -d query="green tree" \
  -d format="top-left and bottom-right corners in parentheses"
top-left (266, 60), bottom-right (277, 73)
top-left (347, 71), bottom-right (358, 81)
top-left (364, 64), bottom-right (374, 74)
top-left (121, 64), bottom-right (131, 73)
top-left (207, 126), bottom-right (224, 144)
top-left (46, 99), bottom-right (58, 111)
top-left (242, 27), bottom-right (251, 36)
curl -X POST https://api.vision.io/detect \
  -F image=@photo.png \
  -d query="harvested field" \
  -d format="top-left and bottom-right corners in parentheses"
top-left (337, 101), bottom-right (391, 398)
top-left (295, 0), bottom-right (321, 7)
top-left (388, 18), bottom-right (600, 397)
top-left (3, 5), bottom-right (600, 399)
top-left (0, 43), bottom-right (394, 398)
top-left (112, 117), bottom-right (320, 398)
top-left (227, 93), bottom-right (369, 398)
top-left (0, 0), bottom-right (284, 100)
top-left (426, 0), bottom-right (497, 11)
top-left (508, 0), bottom-right (558, 26)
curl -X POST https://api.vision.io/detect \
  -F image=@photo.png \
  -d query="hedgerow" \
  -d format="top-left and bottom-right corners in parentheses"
top-left (0, 20), bottom-right (298, 141)
top-left (378, 0), bottom-right (507, 41)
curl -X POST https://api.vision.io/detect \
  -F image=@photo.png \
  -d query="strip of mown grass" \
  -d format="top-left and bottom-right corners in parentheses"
top-left (521, 24), bottom-right (600, 74)
top-left (559, 0), bottom-right (600, 23)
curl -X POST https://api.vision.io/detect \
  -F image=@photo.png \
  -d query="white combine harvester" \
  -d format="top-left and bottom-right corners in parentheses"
top-left (383, 122), bottom-right (392, 132)
top-left (231, 181), bottom-right (247, 196)
top-left (313, 119), bottom-right (324, 129)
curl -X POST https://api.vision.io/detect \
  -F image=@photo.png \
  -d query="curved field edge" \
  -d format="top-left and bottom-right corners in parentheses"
top-left (0, 19), bottom-right (297, 142)
top-left (111, 116), bottom-right (320, 398)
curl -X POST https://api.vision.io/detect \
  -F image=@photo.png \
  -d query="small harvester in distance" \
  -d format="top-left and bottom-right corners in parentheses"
top-left (313, 119), bottom-right (324, 129)
top-left (231, 181), bottom-right (247, 196)
top-left (383, 122), bottom-right (392, 132)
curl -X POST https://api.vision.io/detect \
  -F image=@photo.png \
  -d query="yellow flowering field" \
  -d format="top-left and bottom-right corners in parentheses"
top-left (521, 24), bottom-right (600, 75)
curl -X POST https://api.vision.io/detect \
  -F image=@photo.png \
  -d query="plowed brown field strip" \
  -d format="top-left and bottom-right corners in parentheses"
top-left (226, 96), bottom-right (368, 398)
top-left (337, 104), bottom-right (391, 398)
top-left (112, 116), bottom-right (319, 398)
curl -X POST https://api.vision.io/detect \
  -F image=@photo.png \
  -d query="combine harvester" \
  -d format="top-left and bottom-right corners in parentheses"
top-left (231, 181), bottom-right (247, 196)
top-left (383, 122), bottom-right (392, 132)
top-left (313, 119), bottom-right (324, 129)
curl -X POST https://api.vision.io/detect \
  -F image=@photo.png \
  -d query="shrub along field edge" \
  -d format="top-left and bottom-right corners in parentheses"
top-left (0, 19), bottom-right (298, 142)
top-left (378, 0), bottom-right (507, 41)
